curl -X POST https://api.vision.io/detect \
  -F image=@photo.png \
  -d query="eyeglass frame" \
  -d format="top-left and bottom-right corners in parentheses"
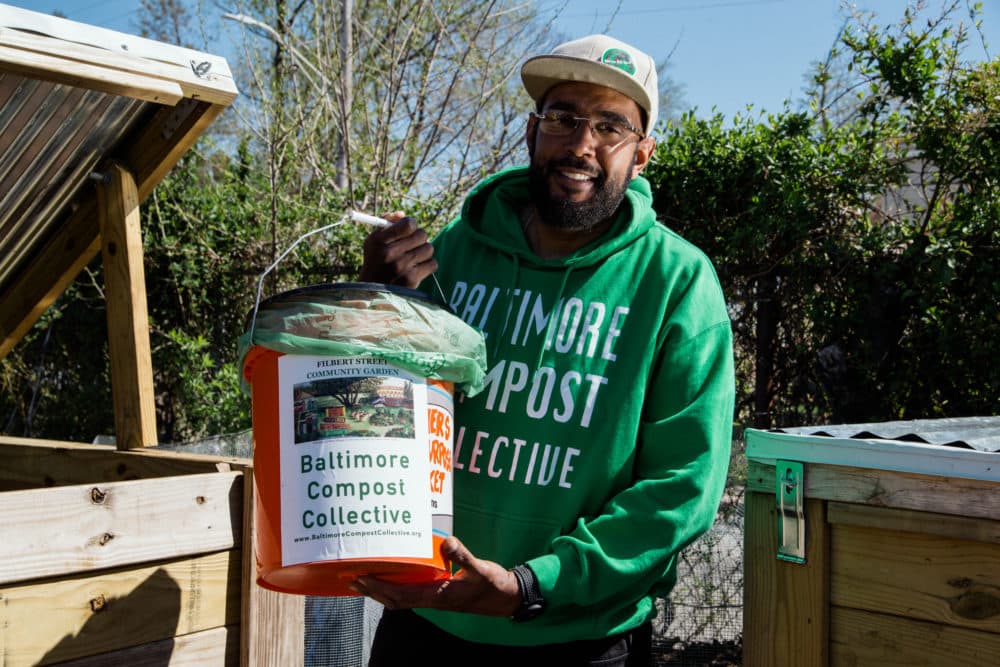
top-left (529, 110), bottom-right (646, 143)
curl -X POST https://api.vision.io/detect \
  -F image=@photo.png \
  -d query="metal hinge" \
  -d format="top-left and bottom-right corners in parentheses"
top-left (776, 460), bottom-right (806, 564)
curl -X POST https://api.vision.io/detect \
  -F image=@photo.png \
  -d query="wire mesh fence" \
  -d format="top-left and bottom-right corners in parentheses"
top-left (653, 485), bottom-right (745, 666)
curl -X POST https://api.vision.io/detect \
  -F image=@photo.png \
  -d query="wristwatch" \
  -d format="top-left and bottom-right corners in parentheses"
top-left (510, 564), bottom-right (546, 622)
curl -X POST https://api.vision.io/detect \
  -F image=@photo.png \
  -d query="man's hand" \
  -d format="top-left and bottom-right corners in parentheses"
top-left (350, 536), bottom-right (522, 617)
top-left (358, 211), bottom-right (438, 289)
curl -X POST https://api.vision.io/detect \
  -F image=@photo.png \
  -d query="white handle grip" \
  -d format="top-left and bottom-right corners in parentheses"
top-left (349, 210), bottom-right (391, 227)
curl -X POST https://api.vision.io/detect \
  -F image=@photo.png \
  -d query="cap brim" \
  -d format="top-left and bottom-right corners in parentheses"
top-left (521, 55), bottom-right (653, 131)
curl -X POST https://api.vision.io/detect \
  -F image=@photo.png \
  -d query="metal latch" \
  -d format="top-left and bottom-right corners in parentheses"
top-left (776, 460), bottom-right (805, 563)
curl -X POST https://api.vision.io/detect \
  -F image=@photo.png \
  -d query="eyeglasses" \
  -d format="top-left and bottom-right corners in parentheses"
top-left (530, 111), bottom-right (644, 144)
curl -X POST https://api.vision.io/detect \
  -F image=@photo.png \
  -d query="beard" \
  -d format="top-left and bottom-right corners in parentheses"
top-left (528, 152), bottom-right (635, 231)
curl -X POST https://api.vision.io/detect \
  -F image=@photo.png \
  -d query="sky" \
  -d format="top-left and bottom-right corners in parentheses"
top-left (5, 0), bottom-right (999, 121)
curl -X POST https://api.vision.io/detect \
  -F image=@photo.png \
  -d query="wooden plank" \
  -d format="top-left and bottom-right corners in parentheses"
top-left (743, 491), bottom-right (829, 667)
top-left (125, 99), bottom-right (227, 203)
top-left (749, 459), bottom-right (1000, 521)
top-left (0, 550), bottom-right (241, 666)
top-left (0, 28), bottom-right (238, 105)
top-left (830, 522), bottom-right (1000, 633)
top-left (97, 162), bottom-right (157, 449)
top-left (0, 471), bottom-right (242, 585)
top-left (0, 436), bottom-right (248, 491)
top-left (240, 466), bottom-right (304, 667)
top-left (0, 40), bottom-right (183, 104)
top-left (830, 606), bottom-right (1000, 666)
top-left (828, 501), bottom-right (1000, 545)
top-left (41, 625), bottom-right (239, 666)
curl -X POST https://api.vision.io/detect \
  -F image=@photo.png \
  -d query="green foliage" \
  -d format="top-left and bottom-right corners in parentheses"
top-left (0, 279), bottom-right (113, 440)
top-left (647, 1), bottom-right (1000, 428)
top-left (4, 1), bottom-right (997, 442)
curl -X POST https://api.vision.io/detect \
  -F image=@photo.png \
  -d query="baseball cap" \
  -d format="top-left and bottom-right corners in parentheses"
top-left (521, 34), bottom-right (658, 136)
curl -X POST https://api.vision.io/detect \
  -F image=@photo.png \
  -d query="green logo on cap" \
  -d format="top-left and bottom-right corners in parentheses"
top-left (601, 48), bottom-right (636, 76)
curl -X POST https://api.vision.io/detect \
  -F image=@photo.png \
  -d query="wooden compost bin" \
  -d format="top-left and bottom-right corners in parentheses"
top-left (743, 418), bottom-right (1000, 667)
top-left (0, 6), bottom-right (303, 665)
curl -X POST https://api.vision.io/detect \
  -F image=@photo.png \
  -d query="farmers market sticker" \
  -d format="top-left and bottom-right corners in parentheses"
top-left (277, 354), bottom-right (432, 564)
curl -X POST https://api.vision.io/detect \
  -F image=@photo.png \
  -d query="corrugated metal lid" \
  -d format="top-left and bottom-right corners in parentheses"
top-left (0, 3), bottom-right (237, 359)
top-left (771, 416), bottom-right (1000, 453)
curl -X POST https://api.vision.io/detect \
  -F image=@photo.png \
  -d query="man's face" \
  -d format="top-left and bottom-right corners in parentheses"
top-left (526, 82), bottom-right (655, 231)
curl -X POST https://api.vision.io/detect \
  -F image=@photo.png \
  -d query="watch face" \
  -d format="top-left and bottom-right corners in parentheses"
top-left (512, 600), bottom-right (546, 623)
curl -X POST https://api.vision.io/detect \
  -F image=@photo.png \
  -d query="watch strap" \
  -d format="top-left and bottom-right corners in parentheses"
top-left (511, 564), bottom-right (546, 622)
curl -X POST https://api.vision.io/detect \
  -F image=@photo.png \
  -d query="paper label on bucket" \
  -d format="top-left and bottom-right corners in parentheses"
top-left (277, 354), bottom-right (435, 564)
top-left (427, 382), bottom-right (453, 538)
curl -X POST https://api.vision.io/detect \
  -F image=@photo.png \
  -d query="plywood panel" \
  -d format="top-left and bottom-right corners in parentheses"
top-left (830, 522), bottom-right (1000, 633)
top-left (0, 550), bottom-right (241, 666)
top-left (743, 491), bottom-right (829, 667)
top-left (831, 606), bottom-right (1000, 666)
top-left (0, 471), bottom-right (242, 585)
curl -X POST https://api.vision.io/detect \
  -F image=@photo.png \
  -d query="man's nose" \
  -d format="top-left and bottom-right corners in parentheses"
top-left (562, 120), bottom-right (599, 154)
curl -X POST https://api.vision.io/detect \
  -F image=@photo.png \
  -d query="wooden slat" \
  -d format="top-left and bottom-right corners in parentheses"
top-left (240, 466), bottom-right (304, 667)
top-left (41, 625), bottom-right (239, 667)
top-left (0, 40), bottom-right (182, 104)
top-left (0, 550), bottom-right (241, 666)
top-left (828, 501), bottom-right (1000, 545)
top-left (0, 471), bottom-right (242, 585)
top-left (830, 522), bottom-right (1000, 633)
top-left (743, 491), bottom-right (829, 667)
top-left (831, 606), bottom-right (1000, 666)
top-left (0, 28), bottom-right (238, 105)
top-left (126, 99), bottom-right (227, 203)
top-left (97, 162), bottom-right (157, 449)
top-left (0, 436), bottom-right (247, 491)
top-left (749, 459), bottom-right (1000, 521)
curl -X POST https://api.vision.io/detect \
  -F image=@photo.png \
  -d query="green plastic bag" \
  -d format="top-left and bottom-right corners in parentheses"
top-left (238, 283), bottom-right (487, 397)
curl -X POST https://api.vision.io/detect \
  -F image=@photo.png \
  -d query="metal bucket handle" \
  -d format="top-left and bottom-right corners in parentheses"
top-left (246, 211), bottom-right (447, 345)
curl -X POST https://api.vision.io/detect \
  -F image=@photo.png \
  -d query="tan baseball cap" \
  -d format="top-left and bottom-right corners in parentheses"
top-left (521, 34), bottom-right (658, 136)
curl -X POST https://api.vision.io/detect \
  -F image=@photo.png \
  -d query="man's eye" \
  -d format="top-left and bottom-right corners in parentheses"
top-left (555, 114), bottom-right (577, 128)
top-left (595, 121), bottom-right (623, 135)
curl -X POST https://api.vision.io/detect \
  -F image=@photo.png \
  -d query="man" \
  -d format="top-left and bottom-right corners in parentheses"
top-left (353, 34), bottom-right (735, 666)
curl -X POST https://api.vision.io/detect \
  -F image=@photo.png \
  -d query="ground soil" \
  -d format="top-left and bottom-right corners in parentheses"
top-left (656, 639), bottom-right (742, 666)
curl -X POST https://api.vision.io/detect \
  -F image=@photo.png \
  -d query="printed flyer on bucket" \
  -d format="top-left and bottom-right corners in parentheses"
top-left (277, 354), bottom-right (434, 565)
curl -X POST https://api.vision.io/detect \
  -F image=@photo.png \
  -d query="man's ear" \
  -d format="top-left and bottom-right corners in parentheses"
top-left (631, 137), bottom-right (656, 178)
top-left (525, 114), bottom-right (538, 157)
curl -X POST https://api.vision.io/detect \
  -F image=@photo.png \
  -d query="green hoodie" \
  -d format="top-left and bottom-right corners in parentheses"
top-left (417, 165), bottom-right (735, 646)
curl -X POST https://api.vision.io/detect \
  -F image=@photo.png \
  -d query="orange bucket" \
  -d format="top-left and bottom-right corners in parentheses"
top-left (242, 284), bottom-right (461, 596)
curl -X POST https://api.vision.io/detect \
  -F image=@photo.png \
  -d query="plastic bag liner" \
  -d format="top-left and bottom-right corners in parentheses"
top-left (238, 282), bottom-right (487, 397)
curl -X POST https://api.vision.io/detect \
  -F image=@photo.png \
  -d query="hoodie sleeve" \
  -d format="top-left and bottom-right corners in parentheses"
top-left (524, 305), bottom-right (735, 615)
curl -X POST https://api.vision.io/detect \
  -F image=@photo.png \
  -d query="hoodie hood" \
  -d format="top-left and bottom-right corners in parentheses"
top-left (458, 165), bottom-right (657, 269)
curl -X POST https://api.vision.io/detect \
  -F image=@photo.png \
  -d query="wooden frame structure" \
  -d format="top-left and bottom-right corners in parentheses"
top-left (743, 424), bottom-right (1000, 667)
top-left (0, 5), bottom-right (303, 664)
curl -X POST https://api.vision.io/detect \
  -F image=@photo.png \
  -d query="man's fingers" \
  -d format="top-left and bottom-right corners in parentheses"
top-left (441, 536), bottom-right (476, 573)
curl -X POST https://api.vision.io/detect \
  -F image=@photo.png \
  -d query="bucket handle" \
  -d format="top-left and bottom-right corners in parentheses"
top-left (247, 212), bottom-right (448, 345)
